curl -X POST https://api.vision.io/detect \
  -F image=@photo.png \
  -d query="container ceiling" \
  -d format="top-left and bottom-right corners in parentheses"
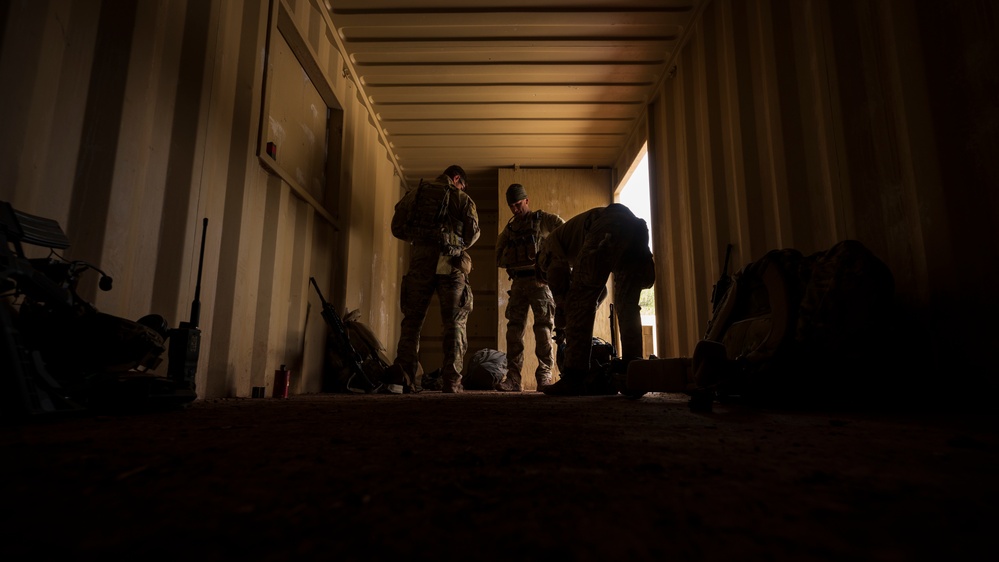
top-left (325, 0), bottom-right (703, 188)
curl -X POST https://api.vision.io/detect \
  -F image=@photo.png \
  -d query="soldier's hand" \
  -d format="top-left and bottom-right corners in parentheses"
top-left (554, 327), bottom-right (566, 345)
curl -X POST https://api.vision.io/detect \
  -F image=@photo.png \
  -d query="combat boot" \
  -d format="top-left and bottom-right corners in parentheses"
top-left (441, 373), bottom-right (464, 394)
top-left (541, 370), bottom-right (585, 396)
top-left (381, 363), bottom-right (407, 395)
top-left (495, 373), bottom-right (522, 392)
top-left (535, 373), bottom-right (553, 391)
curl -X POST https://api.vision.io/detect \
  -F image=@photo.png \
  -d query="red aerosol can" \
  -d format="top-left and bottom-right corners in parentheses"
top-left (273, 364), bottom-right (290, 398)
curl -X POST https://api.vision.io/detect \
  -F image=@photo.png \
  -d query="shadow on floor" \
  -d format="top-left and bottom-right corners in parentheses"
top-left (2, 391), bottom-right (997, 561)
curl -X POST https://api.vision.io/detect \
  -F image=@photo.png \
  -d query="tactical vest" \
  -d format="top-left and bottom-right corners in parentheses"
top-left (404, 179), bottom-right (464, 256)
top-left (499, 211), bottom-right (542, 269)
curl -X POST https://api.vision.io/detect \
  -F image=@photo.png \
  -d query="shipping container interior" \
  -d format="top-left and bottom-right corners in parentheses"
top-left (1, 0), bottom-right (995, 400)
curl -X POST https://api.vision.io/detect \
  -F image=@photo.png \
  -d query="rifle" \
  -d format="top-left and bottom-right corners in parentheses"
top-left (609, 303), bottom-right (619, 358)
top-left (309, 277), bottom-right (382, 394)
top-left (710, 243), bottom-right (734, 312)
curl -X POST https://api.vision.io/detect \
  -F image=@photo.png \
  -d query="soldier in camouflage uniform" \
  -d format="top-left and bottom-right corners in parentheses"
top-left (390, 165), bottom-right (480, 393)
top-left (535, 203), bottom-right (656, 396)
top-left (494, 183), bottom-right (565, 392)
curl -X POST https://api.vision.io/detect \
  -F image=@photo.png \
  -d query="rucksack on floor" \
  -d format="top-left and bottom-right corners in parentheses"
top-left (693, 240), bottom-right (894, 404)
top-left (326, 308), bottom-right (393, 392)
top-left (463, 348), bottom-right (507, 390)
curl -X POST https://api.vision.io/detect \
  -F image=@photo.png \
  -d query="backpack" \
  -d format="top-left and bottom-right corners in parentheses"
top-left (326, 308), bottom-right (393, 392)
top-left (555, 336), bottom-right (617, 374)
top-left (463, 348), bottom-right (508, 390)
top-left (396, 179), bottom-right (464, 256)
top-left (700, 247), bottom-right (803, 377)
top-left (693, 240), bottom-right (894, 405)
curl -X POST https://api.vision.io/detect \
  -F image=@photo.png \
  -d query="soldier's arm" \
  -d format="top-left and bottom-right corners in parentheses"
top-left (495, 227), bottom-right (509, 267)
top-left (463, 199), bottom-right (481, 248)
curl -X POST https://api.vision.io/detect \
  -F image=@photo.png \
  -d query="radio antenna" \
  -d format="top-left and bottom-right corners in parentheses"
top-left (190, 217), bottom-right (208, 327)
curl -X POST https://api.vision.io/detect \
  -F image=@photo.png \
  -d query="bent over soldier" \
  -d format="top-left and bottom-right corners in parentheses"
top-left (535, 203), bottom-right (656, 396)
top-left (390, 165), bottom-right (480, 393)
top-left (494, 183), bottom-right (565, 392)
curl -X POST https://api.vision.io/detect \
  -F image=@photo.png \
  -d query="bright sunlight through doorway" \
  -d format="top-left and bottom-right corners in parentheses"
top-left (616, 148), bottom-right (657, 357)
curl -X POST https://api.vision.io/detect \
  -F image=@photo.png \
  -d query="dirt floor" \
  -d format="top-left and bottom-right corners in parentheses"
top-left (2, 390), bottom-right (998, 561)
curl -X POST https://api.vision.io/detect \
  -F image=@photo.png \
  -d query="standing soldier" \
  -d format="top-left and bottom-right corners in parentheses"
top-left (390, 165), bottom-right (480, 393)
top-left (494, 183), bottom-right (565, 392)
top-left (535, 203), bottom-right (656, 396)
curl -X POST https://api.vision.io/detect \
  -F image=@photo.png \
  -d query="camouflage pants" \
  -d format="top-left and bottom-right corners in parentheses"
top-left (504, 276), bottom-right (555, 385)
top-left (394, 268), bottom-right (473, 382)
top-left (560, 211), bottom-right (655, 373)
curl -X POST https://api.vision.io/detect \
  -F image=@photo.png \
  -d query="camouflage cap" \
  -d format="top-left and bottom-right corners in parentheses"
top-left (506, 183), bottom-right (528, 205)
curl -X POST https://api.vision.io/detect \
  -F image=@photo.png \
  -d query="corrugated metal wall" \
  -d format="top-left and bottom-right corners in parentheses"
top-left (645, 0), bottom-right (998, 386)
top-left (0, 0), bottom-right (408, 399)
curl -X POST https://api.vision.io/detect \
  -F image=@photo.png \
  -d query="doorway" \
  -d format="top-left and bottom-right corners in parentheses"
top-left (615, 148), bottom-right (657, 358)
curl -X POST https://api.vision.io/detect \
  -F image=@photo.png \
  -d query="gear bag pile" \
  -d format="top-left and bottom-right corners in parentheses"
top-left (693, 239), bottom-right (894, 404)
top-left (326, 308), bottom-right (391, 392)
